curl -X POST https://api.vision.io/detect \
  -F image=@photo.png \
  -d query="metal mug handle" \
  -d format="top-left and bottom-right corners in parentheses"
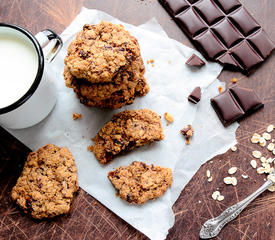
top-left (35, 29), bottom-right (63, 62)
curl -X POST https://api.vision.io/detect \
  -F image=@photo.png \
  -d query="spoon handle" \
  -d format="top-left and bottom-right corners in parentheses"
top-left (199, 179), bottom-right (274, 239)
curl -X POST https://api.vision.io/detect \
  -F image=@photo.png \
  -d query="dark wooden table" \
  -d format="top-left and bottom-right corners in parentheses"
top-left (0, 0), bottom-right (274, 239)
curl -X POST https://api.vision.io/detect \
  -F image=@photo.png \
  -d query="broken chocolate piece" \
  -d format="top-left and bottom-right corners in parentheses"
top-left (188, 87), bottom-right (201, 104)
top-left (211, 85), bottom-right (264, 127)
top-left (158, 0), bottom-right (274, 74)
top-left (186, 54), bottom-right (205, 67)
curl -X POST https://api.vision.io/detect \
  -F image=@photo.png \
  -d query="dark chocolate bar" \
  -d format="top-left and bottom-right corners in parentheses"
top-left (188, 86), bottom-right (201, 104)
top-left (159, 0), bottom-right (274, 74)
top-left (210, 85), bottom-right (263, 127)
top-left (186, 54), bottom-right (205, 67)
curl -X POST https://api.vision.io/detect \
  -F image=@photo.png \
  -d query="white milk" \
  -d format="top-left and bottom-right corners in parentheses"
top-left (0, 28), bottom-right (38, 108)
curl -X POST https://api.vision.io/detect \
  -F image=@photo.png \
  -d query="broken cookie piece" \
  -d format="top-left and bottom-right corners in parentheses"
top-left (91, 109), bottom-right (165, 164)
top-left (108, 161), bottom-right (173, 204)
top-left (180, 124), bottom-right (194, 144)
top-left (11, 144), bottom-right (78, 219)
top-left (73, 113), bottom-right (82, 120)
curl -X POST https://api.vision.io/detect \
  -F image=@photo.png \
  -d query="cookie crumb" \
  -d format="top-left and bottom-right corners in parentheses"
top-left (150, 59), bottom-right (155, 64)
top-left (231, 78), bottom-right (238, 83)
top-left (164, 112), bottom-right (174, 125)
top-left (147, 60), bottom-right (150, 64)
top-left (73, 113), bottom-right (82, 120)
top-left (218, 86), bottom-right (223, 93)
top-left (87, 145), bottom-right (94, 152)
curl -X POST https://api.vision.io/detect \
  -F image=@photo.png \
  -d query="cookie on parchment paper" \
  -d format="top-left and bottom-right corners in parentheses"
top-left (90, 109), bottom-right (164, 164)
top-left (65, 21), bottom-right (140, 83)
top-left (108, 161), bottom-right (173, 204)
top-left (64, 56), bottom-right (149, 109)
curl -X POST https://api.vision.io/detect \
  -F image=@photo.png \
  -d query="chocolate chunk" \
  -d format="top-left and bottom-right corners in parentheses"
top-left (229, 85), bottom-right (263, 113)
top-left (25, 199), bottom-right (33, 212)
top-left (180, 125), bottom-right (194, 139)
top-left (211, 85), bottom-right (264, 127)
top-left (188, 87), bottom-right (201, 104)
top-left (79, 50), bottom-right (88, 59)
top-left (158, 0), bottom-right (274, 74)
top-left (186, 54), bottom-right (205, 67)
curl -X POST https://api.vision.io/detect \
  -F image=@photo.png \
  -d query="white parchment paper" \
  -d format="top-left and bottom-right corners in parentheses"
top-left (7, 8), bottom-right (239, 240)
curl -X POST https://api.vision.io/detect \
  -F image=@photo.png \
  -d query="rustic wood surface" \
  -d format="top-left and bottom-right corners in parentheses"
top-left (0, 0), bottom-right (274, 239)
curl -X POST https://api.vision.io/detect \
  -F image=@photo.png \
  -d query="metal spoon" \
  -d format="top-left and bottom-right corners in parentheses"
top-left (200, 160), bottom-right (275, 239)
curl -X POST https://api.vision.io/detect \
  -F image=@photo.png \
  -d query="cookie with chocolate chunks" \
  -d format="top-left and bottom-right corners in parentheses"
top-left (90, 109), bottom-right (165, 164)
top-left (11, 144), bottom-right (78, 219)
top-left (108, 161), bottom-right (172, 204)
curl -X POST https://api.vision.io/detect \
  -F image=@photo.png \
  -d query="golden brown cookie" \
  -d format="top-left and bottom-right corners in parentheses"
top-left (108, 161), bottom-right (173, 204)
top-left (11, 144), bottom-right (78, 219)
top-left (64, 21), bottom-right (140, 83)
top-left (64, 57), bottom-right (149, 109)
top-left (90, 109), bottom-right (165, 164)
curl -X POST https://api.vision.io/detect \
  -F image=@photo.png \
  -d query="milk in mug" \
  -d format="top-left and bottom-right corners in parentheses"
top-left (0, 24), bottom-right (62, 129)
top-left (0, 30), bottom-right (39, 108)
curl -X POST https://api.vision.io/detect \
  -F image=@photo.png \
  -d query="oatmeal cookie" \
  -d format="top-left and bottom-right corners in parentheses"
top-left (64, 57), bottom-right (149, 109)
top-left (11, 144), bottom-right (78, 219)
top-left (90, 109), bottom-right (164, 164)
top-left (108, 161), bottom-right (172, 204)
top-left (64, 21), bottom-right (140, 83)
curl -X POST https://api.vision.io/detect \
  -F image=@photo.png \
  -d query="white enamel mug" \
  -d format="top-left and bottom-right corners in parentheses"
top-left (0, 23), bottom-right (62, 129)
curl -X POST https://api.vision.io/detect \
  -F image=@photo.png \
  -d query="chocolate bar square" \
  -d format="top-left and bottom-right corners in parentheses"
top-left (210, 85), bottom-right (264, 127)
top-left (211, 90), bottom-right (244, 126)
top-left (159, 0), bottom-right (274, 74)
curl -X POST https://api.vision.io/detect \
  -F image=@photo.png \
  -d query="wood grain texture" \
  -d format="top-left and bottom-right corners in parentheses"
top-left (0, 0), bottom-right (274, 239)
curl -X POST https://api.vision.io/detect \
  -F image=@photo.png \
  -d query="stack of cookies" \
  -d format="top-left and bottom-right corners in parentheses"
top-left (64, 21), bottom-right (149, 109)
